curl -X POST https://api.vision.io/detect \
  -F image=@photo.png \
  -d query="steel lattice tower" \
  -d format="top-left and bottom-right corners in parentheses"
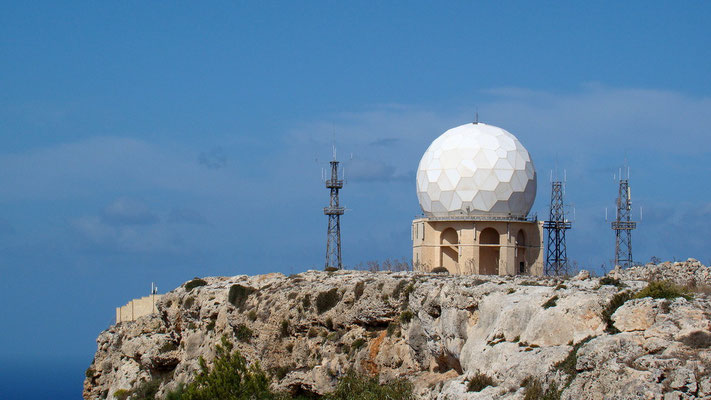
top-left (611, 178), bottom-right (636, 268)
top-left (543, 181), bottom-right (572, 275)
top-left (324, 157), bottom-right (345, 270)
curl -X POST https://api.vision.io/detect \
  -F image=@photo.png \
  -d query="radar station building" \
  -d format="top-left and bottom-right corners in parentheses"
top-left (412, 122), bottom-right (544, 276)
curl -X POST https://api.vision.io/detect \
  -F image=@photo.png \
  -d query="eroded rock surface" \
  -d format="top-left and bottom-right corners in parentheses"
top-left (84, 261), bottom-right (711, 399)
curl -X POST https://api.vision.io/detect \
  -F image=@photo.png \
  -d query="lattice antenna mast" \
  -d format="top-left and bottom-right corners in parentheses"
top-left (324, 147), bottom-right (345, 270)
top-left (543, 173), bottom-right (572, 275)
top-left (611, 167), bottom-right (637, 268)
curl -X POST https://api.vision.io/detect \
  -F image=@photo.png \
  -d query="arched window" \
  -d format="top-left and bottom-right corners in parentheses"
top-left (479, 228), bottom-right (500, 245)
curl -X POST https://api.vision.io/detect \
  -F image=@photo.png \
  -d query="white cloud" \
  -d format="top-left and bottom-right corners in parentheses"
top-left (2, 84), bottom-right (709, 267)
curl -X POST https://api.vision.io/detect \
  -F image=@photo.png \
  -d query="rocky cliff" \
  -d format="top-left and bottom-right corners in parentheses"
top-left (84, 260), bottom-right (711, 399)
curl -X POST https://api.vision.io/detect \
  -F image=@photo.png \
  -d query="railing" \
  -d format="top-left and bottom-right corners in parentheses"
top-left (325, 179), bottom-right (343, 188)
top-left (416, 213), bottom-right (539, 223)
top-left (324, 207), bottom-right (345, 215)
top-left (611, 221), bottom-right (637, 230)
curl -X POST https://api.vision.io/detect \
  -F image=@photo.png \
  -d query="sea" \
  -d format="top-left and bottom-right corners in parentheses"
top-left (0, 356), bottom-right (87, 399)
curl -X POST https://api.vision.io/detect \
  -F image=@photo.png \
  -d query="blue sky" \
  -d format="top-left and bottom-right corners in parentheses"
top-left (1, 1), bottom-right (710, 397)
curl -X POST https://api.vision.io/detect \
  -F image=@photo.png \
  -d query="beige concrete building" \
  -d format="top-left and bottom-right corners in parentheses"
top-left (116, 294), bottom-right (163, 323)
top-left (412, 217), bottom-right (544, 275)
top-left (412, 122), bottom-right (543, 276)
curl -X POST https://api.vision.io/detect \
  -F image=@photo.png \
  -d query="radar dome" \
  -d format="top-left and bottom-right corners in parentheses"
top-left (416, 122), bottom-right (536, 218)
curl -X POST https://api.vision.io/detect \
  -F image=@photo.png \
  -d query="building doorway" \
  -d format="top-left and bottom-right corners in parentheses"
top-left (440, 228), bottom-right (459, 273)
top-left (479, 227), bottom-right (500, 275)
top-left (516, 230), bottom-right (526, 274)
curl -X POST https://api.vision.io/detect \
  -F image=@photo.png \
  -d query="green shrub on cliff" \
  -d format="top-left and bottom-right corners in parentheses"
top-left (322, 370), bottom-right (413, 400)
top-left (228, 284), bottom-right (257, 310)
top-left (634, 280), bottom-right (692, 300)
top-left (170, 335), bottom-right (275, 400)
top-left (164, 336), bottom-right (414, 400)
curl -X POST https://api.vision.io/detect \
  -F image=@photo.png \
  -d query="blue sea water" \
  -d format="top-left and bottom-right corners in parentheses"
top-left (0, 357), bottom-right (87, 399)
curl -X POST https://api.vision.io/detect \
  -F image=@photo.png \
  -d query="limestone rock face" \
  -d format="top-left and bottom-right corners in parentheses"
top-left (85, 261), bottom-right (711, 400)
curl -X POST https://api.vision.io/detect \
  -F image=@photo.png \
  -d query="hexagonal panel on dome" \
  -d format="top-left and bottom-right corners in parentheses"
top-left (416, 122), bottom-right (536, 218)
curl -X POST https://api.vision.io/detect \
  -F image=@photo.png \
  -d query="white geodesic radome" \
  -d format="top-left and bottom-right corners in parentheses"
top-left (416, 122), bottom-right (536, 218)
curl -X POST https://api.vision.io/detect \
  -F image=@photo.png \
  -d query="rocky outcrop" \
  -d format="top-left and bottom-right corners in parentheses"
top-left (85, 261), bottom-right (711, 400)
top-left (611, 258), bottom-right (711, 288)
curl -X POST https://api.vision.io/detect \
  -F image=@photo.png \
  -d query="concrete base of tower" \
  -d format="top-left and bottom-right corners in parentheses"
top-left (412, 218), bottom-right (544, 276)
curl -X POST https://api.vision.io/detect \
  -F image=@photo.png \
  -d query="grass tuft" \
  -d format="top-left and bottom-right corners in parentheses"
top-left (634, 280), bottom-right (692, 301)
top-left (467, 372), bottom-right (496, 392)
top-left (542, 295), bottom-right (559, 309)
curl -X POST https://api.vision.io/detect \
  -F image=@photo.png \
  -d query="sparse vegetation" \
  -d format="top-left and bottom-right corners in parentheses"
top-left (322, 370), bottom-right (413, 400)
top-left (554, 337), bottom-right (592, 386)
top-left (599, 276), bottom-right (624, 288)
top-left (387, 322), bottom-right (400, 337)
top-left (206, 320), bottom-right (215, 331)
top-left (431, 267), bottom-right (449, 274)
top-left (185, 278), bottom-right (208, 292)
top-left (399, 310), bottom-right (414, 323)
top-left (235, 323), bottom-right (252, 343)
top-left (327, 330), bottom-right (343, 341)
top-left (307, 327), bottom-right (319, 338)
top-left (521, 376), bottom-right (562, 400)
top-left (392, 279), bottom-right (408, 298)
top-left (165, 335), bottom-right (274, 400)
top-left (316, 288), bottom-right (340, 314)
top-left (280, 319), bottom-right (290, 338)
top-left (285, 343), bottom-right (294, 353)
top-left (130, 378), bottom-right (161, 400)
top-left (228, 284), bottom-right (257, 310)
top-left (520, 280), bottom-right (543, 286)
top-left (272, 365), bottom-right (293, 380)
top-left (85, 367), bottom-right (95, 379)
top-left (542, 295), bottom-right (558, 309)
top-left (247, 310), bottom-right (257, 322)
top-left (183, 296), bottom-right (195, 309)
top-left (351, 338), bottom-right (366, 350)
top-left (302, 294), bottom-right (311, 309)
top-left (634, 280), bottom-right (692, 300)
top-left (324, 266), bottom-right (339, 272)
top-left (114, 389), bottom-right (130, 400)
top-left (403, 282), bottom-right (416, 299)
top-left (602, 291), bottom-right (633, 333)
top-left (467, 372), bottom-right (496, 392)
top-left (325, 317), bottom-right (334, 330)
top-left (353, 257), bottom-right (412, 272)
top-left (159, 341), bottom-right (178, 353)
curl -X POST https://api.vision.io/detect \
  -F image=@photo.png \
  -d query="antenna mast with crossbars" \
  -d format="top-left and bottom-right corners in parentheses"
top-left (611, 167), bottom-right (637, 268)
top-left (543, 176), bottom-right (572, 275)
top-left (324, 147), bottom-right (345, 269)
